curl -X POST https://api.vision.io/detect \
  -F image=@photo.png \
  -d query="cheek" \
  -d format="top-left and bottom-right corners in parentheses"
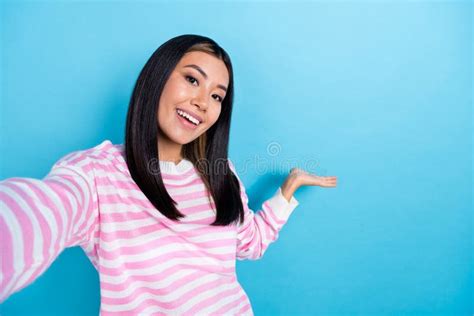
top-left (158, 86), bottom-right (185, 121)
top-left (170, 78), bottom-right (190, 97)
top-left (157, 99), bottom-right (174, 121)
top-left (161, 79), bottom-right (188, 104)
top-left (156, 106), bottom-right (165, 126)
top-left (210, 106), bottom-right (222, 124)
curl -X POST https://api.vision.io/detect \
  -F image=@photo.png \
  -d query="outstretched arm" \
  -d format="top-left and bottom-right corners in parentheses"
top-left (229, 160), bottom-right (337, 261)
top-left (0, 152), bottom-right (99, 303)
top-left (228, 160), bottom-right (299, 260)
top-left (280, 167), bottom-right (338, 201)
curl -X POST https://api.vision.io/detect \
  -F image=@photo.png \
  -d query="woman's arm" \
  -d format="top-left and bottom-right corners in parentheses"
top-left (228, 159), bottom-right (299, 260)
top-left (280, 167), bottom-right (338, 200)
top-left (0, 152), bottom-right (99, 303)
top-left (228, 159), bottom-right (337, 261)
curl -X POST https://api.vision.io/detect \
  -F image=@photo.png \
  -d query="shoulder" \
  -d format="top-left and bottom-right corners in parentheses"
top-left (50, 139), bottom-right (126, 178)
top-left (226, 158), bottom-right (238, 176)
top-left (226, 158), bottom-right (244, 184)
top-left (227, 158), bottom-right (236, 172)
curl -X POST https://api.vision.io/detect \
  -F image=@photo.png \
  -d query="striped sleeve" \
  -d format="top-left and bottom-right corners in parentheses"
top-left (228, 159), bottom-right (299, 261)
top-left (0, 151), bottom-right (99, 303)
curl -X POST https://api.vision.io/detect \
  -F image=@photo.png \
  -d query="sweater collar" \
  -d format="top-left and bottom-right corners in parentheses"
top-left (158, 158), bottom-right (194, 174)
top-left (112, 142), bottom-right (194, 175)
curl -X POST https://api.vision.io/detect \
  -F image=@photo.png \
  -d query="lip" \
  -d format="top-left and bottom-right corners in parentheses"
top-left (176, 108), bottom-right (203, 124)
top-left (176, 111), bottom-right (200, 130)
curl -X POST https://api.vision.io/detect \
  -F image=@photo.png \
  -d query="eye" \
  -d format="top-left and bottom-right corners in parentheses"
top-left (212, 94), bottom-right (224, 103)
top-left (186, 75), bottom-right (224, 103)
top-left (185, 75), bottom-right (198, 86)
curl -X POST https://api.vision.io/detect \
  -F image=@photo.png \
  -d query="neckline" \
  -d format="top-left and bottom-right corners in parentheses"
top-left (158, 158), bottom-right (194, 174)
top-left (113, 143), bottom-right (194, 175)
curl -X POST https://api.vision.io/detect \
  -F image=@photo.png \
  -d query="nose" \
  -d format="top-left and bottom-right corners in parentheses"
top-left (191, 91), bottom-right (209, 112)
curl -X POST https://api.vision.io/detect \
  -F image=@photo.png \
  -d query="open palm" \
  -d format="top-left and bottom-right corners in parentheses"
top-left (290, 168), bottom-right (337, 188)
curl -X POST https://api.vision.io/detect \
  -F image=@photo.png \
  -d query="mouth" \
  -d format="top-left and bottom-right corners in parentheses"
top-left (176, 109), bottom-right (202, 124)
top-left (176, 109), bottom-right (201, 130)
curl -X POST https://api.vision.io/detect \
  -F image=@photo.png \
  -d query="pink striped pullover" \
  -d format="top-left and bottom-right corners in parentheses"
top-left (0, 139), bottom-right (299, 315)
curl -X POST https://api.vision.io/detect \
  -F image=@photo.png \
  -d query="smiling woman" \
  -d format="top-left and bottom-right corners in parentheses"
top-left (124, 36), bottom-right (244, 226)
top-left (0, 34), bottom-right (337, 315)
top-left (156, 51), bottom-right (229, 165)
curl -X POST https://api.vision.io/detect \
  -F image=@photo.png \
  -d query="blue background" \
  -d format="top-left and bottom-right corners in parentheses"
top-left (0, 1), bottom-right (472, 315)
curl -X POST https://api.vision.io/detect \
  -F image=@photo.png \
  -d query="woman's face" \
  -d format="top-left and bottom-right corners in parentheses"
top-left (157, 51), bottom-right (229, 147)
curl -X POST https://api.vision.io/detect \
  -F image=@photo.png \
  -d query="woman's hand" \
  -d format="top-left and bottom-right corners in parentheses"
top-left (280, 168), bottom-right (337, 202)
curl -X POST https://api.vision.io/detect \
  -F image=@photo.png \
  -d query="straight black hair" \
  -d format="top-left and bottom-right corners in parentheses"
top-left (124, 34), bottom-right (244, 226)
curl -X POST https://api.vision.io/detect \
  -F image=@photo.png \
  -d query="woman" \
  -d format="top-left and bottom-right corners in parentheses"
top-left (0, 34), bottom-right (337, 315)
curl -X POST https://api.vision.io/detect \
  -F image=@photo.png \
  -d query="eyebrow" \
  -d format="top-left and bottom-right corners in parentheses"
top-left (183, 64), bottom-right (228, 92)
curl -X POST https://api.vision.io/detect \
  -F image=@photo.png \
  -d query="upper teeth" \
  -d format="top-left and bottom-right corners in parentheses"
top-left (177, 109), bottom-right (200, 125)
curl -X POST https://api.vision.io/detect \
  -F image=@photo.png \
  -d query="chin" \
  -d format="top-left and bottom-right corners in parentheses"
top-left (163, 125), bottom-right (207, 145)
top-left (170, 134), bottom-right (199, 145)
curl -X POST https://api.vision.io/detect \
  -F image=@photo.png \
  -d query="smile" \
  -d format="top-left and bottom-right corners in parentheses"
top-left (176, 109), bottom-right (202, 126)
top-left (176, 110), bottom-right (200, 130)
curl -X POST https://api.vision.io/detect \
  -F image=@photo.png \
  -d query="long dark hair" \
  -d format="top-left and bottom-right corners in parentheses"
top-left (124, 34), bottom-right (244, 226)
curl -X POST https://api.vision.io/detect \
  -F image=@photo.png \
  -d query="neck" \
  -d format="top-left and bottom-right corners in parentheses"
top-left (157, 134), bottom-right (183, 163)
